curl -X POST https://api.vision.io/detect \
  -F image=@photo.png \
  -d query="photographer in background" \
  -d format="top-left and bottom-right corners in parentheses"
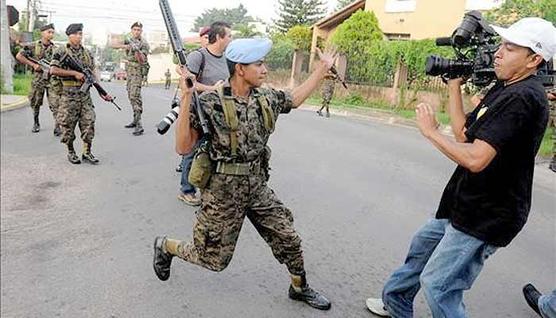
top-left (366, 17), bottom-right (555, 318)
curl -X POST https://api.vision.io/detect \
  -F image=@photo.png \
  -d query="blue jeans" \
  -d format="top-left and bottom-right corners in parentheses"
top-left (179, 143), bottom-right (199, 195)
top-left (382, 218), bottom-right (497, 318)
top-left (539, 290), bottom-right (556, 318)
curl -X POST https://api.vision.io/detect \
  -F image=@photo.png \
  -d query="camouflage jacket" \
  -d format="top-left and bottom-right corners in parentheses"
top-left (22, 40), bottom-right (57, 82)
top-left (125, 37), bottom-right (149, 66)
top-left (190, 85), bottom-right (293, 163)
top-left (51, 43), bottom-right (95, 85)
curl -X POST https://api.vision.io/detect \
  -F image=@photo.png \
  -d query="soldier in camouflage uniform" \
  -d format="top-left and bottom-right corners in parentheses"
top-left (123, 22), bottom-right (150, 136)
top-left (152, 39), bottom-right (338, 310)
top-left (50, 23), bottom-right (105, 165)
top-left (317, 71), bottom-right (338, 118)
top-left (15, 24), bottom-right (62, 135)
top-left (548, 90), bottom-right (556, 172)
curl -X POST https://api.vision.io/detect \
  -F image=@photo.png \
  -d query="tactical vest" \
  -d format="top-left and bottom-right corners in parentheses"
top-left (215, 86), bottom-right (275, 157)
top-left (61, 45), bottom-right (92, 87)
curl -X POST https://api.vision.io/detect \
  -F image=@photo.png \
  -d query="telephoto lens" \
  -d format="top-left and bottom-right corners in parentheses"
top-left (157, 106), bottom-right (180, 135)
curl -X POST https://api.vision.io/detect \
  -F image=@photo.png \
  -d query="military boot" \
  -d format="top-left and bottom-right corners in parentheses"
top-left (153, 236), bottom-right (174, 281)
top-left (132, 116), bottom-right (144, 136)
top-left (288, 273), bottom-right (331, 310)
top-left (31, 112), bottom-right (40, 133)
top-left (124, 114), bottom-right (137, 128)
top-left (67, 143), bottom-right (81, 164)
top-left (82, 142), bottom-right (100, 164)
top-left (53, 124), bottom-right (61, 137)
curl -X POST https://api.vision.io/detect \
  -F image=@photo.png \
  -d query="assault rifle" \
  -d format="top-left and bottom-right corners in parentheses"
top-left (63, 54), bottom-right (121, 111)
top-left (125, 39), bottom-right (147, 64)
top-left (27, 56), bottom-right (51, 80)
top-left (158, 0), bottom-right (209, 135)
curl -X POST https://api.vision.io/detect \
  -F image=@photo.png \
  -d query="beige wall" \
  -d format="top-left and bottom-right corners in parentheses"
top-left (146, 53), bottom-right (178, 83)
top-left (364, 0), bottom-right (468, 39)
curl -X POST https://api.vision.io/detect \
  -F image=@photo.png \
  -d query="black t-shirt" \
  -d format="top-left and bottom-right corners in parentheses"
top-left (436, 75), bottom-right (549, 247)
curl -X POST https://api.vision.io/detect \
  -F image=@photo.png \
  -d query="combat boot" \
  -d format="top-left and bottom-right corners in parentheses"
top-left (32, 112), bottom-right (40, 133)
top-left (153, 236), bottom-right (174, 281)
top-left (67, 143), bottom-right (81, 164)
top-left (82, 143), bottom-right (100, 164)
top-left (522, 283), bottom-right (542, 316)
top-left (53, 124), bottom-right (61, 137)
top-left (124, 114), bottom-right (137, 128)
top-left (132, 119), bottom-right (144, 136)
top-left (288, 273), bottom-right (331, 310)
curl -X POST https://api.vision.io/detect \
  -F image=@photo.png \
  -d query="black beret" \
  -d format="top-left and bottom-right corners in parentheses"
top-left (40, 23), bottom-right (54, 31)
top-left (65, 23), bottom-right (83, 35)
top-left (131, 21), bottom-right (143, 29)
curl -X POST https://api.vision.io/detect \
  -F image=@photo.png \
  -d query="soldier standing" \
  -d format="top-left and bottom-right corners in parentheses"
top-left (164, 68), bottom-right (171, 89)
top-left (50, 23), bottom-right (110, 165)
top-left (123, 22), bottom-right (150, 136)
top-left (317, 71), bottom-right (338, 118)
top-left (15, 23), bottom-right (62, 135)
top-left (153, 38), bottom-right (337, 310)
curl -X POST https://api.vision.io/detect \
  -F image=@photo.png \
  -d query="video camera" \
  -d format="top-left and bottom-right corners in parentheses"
top-left (425, 11), bottom-right (498, 87)
top-left (426, 11), bottom-right (555, 88)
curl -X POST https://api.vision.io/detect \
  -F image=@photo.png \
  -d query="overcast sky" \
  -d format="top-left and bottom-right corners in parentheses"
top-left (6, 0), bottom-right (341, 44)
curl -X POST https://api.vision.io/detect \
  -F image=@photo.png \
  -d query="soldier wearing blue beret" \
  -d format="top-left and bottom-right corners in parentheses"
top-left (153, 38), bottom-right (337, 310)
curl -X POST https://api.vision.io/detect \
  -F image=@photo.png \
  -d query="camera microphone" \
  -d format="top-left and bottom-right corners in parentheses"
top-left (435, 37), bottom-right (453, 46)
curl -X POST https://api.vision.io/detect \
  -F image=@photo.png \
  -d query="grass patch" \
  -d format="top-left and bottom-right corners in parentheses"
top-left (12, 73), bottom-right (32, 96)
top-left (539, 127), bottom-right (553, 158)
top-left (307, 94), bottom-right (450, 124)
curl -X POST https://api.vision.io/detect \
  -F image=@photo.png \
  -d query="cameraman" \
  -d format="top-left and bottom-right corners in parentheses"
top-left (366, 17), bottom-right (555, 317)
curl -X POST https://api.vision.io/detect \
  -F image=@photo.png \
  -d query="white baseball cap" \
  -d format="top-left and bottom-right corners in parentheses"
top-left (491, 17), bottom-right (556, 61)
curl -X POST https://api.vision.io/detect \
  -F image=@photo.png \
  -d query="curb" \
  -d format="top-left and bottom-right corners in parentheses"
top-left (1, 97), bottom-right (29, 113)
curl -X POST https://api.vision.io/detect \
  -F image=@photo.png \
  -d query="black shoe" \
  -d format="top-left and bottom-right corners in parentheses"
top-left (288, 285), bottom-right (331, 310)
top-left (523, 283), bottom-right (542, 316)
top-left (82, 152), bottom-right (100, 164)
top-left (67, 152), bottom-right (81, 164)
top-left (53, 126), bottom-right (61, 137)
top-left (316, 110), bottom-right (323, 117)
top-left (132, 127), bottom-right (144, 136)
top-left (153, 236), bottom-right (174, 281)
top-left (124, 122), bottom-right (136, 128)
top-left (549, 161), bottom-right (556, 173)
top-left (32, 123), bottom-right (40, 133)
top-left (176, 163), bottom-right (183, 172)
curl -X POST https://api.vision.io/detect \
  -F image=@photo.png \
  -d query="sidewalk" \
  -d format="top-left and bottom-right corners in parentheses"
top-left (1, 95), bottom-right (28, 112)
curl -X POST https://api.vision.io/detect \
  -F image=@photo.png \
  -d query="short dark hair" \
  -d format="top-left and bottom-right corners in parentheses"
top-left (226, 59), bottom-right (250, 78)
top-left (208, 21), bottom-right (231, 44)
top-left (227, 59), bottom-right (236, 77)
top-left (527, 48), bottom-right (547, 70)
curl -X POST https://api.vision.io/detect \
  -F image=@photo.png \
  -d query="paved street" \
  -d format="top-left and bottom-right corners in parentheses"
top-left (1, 81), bottom-right (555, 318)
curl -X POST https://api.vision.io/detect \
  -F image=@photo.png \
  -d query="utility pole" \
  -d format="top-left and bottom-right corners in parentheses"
top-left (1, 0), bottom-right (14, 93)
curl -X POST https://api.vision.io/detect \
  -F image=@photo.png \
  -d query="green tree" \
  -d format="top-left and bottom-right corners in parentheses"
top-left (485, 0), bottom-right (556, 26)
top-left (331, 10), bottom-right (382, 54)
top-left (274, 0), bottom-right (326, 33)
top-left (286, 25), bottom-right (312, 52)
top-left (265, 33), bottom-right (295, 70)
top-left (335, 0), bottom-right (355, 11)
top-left (233, 23), bottom-right (261, 38)
top-left (192, 4), bottom-right (253, 31)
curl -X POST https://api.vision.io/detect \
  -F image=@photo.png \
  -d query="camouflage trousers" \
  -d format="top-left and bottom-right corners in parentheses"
top-left (126, 64), bottom-right (143, 117)
top-left (320, 83), bottom-right (335, 112)
top-left (174, 172), bottom-right (305, 275)
top-left (29, 76), bottom-right (61, 124)
top-left (58, 87), bottom-right (95, 145)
